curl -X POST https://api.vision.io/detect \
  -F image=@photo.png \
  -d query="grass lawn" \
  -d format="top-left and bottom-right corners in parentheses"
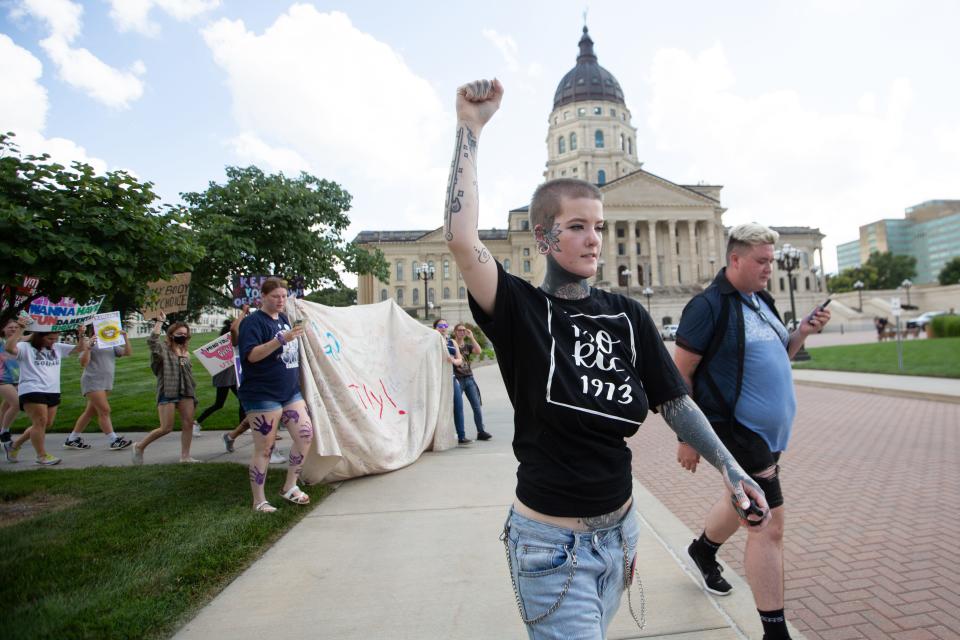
top-left (793, 337), bottom-right (960, 378)
top-left (7, 332), bottom-right (242, 433)
top-left (0, 463), bottom-right (330, 640)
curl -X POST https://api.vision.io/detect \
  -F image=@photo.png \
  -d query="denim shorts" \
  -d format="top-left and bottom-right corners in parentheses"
top-left (502, 505), bottom-right (641, 639)
top-left (240, 390), bottom-right (303, 413)
top-left (157, 394), bottom-right (194, 406)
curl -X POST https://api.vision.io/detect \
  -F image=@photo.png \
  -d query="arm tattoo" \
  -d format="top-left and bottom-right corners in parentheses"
top-left (659, 395), bottom-right (756, 494)
top-left (444, 125), bottom-right (476, 241)
top-left (474, 244), bottom-right (491, 264)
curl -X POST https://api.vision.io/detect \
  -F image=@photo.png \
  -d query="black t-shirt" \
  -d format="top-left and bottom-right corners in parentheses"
top-left (469, 261), bottom-right (688, 517)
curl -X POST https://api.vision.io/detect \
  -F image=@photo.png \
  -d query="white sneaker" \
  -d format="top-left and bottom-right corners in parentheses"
top-left (269, 449), bottom-right (286, 464)
top-left (193, 422), bottom-right (202, 436)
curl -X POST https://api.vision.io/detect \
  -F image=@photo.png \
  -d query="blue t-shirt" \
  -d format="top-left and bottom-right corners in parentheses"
top-left (734, 294), bottom-right (796, 452)
top-left (237, 310), bottom-right (300, 403)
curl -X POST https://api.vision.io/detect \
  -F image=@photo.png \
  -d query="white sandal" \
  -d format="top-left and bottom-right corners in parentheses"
top-left (254, 501), bottom-right (277, 513)
top-left (280, 485), bottom-right (310, 505)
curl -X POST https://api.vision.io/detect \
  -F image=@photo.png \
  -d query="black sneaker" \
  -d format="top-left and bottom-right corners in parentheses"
top-left (458, 438), bottom-right (473, 446)
top-left (63, 437), bottom-right (91, 450)
top-left (688, 539), bottom-right (733, 596)
top-left (476, 431), bottom-right (492, 441)
top-left (109, 437), bottom-right (132, 451)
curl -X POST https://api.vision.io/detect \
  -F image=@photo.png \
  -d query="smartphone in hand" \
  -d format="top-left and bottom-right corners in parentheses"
top-left (808, 298), bottom-right (831, 325)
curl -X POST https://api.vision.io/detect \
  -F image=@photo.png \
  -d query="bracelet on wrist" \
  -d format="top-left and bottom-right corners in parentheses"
top-left (275, 331), bottom-right (286, 346)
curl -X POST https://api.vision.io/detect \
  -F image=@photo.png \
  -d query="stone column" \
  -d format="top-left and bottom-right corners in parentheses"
top-left (686, 220), bottom-right (697, 283)
top-left (707, 220), bottom-right (718, 274)
top-left (647, 220), bottom-right (660, 286)
top-left (667, 220), bottom-right (678, 285)
top-left (627, 221), bottom-right (638, 287)
top-left (605, 221), bottom-right (617, 286)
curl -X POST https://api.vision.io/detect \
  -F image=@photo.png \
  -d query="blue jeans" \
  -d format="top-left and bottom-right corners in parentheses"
top-left (502, 506), bottom-right (641, 639)
top-left (457, 375), bottom-right (485, 434)
top-left (452, 377), bottom-right (465, 441)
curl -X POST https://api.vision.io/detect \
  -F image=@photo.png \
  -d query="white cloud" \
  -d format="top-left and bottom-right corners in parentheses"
top-left (227, 132), bottom-right (312, 176)
top-left (645, 44), bottom-right (956, 273)
top-left (107, 0), bottom-right (220, 37)
top-left (0, 33), bottom-right (107, 173)
top-left (14, 0), bottom-right (145, 108)
top-left (201, 5), bottom-right (451, 233)
top-left (482, 28), bottom-right (541, 78)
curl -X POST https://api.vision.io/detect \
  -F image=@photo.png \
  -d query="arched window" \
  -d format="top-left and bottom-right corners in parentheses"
top-left (595, 130), bottom-right (604, 148)
top-left (628, 138), bottom-right (633, 155)
top-left (620, 133), bottom-right (626, 151)
top-left (570, 132), bottom-right (577, 150)
top-left (428, 288), bottom-right (435, 303)
top-left (558, 136), bottom-right (566, 154)
top-left (413, 288), bottom-right (419, 305)
top-left (380, 289), bottom-right (388, 301)
top-left (459, 286), bottom-right (466, 299)
top-left (396, 261), bottom-right (403, 281)
top-left (598, 169), bottom-right (606, 185)
top-left (503, 258), bottom-right (512, 272)
top-left (396, 289), bottom-right (404, 305)
top-left (411, 260), bottom-right (419, 275)
top-left (443, 287), bottom-right (450, 300)
top-left (428, 260), bottom-right (434, 271)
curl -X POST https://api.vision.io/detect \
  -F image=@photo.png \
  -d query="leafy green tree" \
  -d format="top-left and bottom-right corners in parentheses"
top-left (938, 256), bottom-right (960, 286)
top-left (182, 166), bottom-right (387, 310)
top-left (865, 251), bottom-right (917, 289)
top-left (828, 265), bottom-right (878, 293)
top-left (305, 286), bottom-right (357, 307)
top-left (0, 133), bottom-right (203, 324)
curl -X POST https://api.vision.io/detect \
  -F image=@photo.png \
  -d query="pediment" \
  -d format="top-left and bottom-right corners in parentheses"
top-left (418, 227), bottom-right (446, 242)
top-left (601, 170), bottom-right (719, 208)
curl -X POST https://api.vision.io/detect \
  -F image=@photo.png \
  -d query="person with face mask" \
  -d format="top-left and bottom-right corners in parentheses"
top-left (132, 312), bottom-right (199, 464)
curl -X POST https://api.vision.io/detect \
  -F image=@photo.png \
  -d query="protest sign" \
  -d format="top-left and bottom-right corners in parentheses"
top-left (143, 273), bottom-right (191, 317)
top-left (26, 296), bottom-right (104, 332)
top-left (193, 333), bottom-right (235, 377)
top-left (2, 275), bottom-right (40, 312)
top-left (92, 311), bottom-right (125, 348)
top-left (232, 274), bottom-right (305, 308)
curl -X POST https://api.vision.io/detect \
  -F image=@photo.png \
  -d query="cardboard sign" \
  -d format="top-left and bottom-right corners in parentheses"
top-left (26, 296), bottom-right (104, 332)
top-left (193, 333), bottom-right (236, 377)
top-left (143, 273), bottom-right (191, 317)
top-left (1, 275), bottom-right (40, 311)
top-left (91, 311), bottom-right (125, 348)
top-left (232, 274), bottom-right (305, 308)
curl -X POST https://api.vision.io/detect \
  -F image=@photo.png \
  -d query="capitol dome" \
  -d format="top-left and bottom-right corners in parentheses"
top-left (553, 26), bottom-right (625, 109)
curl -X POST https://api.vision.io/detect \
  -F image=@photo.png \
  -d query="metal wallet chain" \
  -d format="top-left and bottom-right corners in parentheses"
top-left (499, 526), bottom-right (646, 631)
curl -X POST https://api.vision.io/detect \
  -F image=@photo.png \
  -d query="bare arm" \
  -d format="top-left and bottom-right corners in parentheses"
top-left (673, 346), bottom-right (704, 472)
top-left (448, 338), bottom-right (463, 366)
top-left (230, 305), bottom-right (249, 346)
top-left (444, 79), bottom-right (504, 317)
top-left (121, 331), bottom-right (133, 357)
top-left (4, 318), bottom-right (27, 355)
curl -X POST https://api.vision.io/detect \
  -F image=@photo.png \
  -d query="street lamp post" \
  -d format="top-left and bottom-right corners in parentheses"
top-left (414, 263), bottom-right (435, 320)
top-left (774, 243), bottom-right (810, 361)
top-left (853, 280), bottom-right (864, 312)
top-left (642, 286), bottom-right (654, 313)
top-left (901, 278), bottom-right (913, 307)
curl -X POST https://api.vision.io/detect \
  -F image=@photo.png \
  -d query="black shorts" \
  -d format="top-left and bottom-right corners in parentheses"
top-left (19, 392), bottom-right (62, 410)
top-left (711, 420), bottom-right (784, 508)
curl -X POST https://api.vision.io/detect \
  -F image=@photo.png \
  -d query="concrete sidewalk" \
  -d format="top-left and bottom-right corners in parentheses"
top-left (171, 365), bottom-right (802, 640)
top-left (791, 368), bottom-right (960, 403)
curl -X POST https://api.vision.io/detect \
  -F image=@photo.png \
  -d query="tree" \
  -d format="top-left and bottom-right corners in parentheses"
top-left (939, 256), bottom-right (960, 286)
top-left (865, 251), bottom-right (916, 289)
top-left (0, 133), bottom-right (203, 324)
top-left (828, 265), bottom-right (878, 293)
top-left (304, 286), bottom-right (357, 307)
top-left (182, 166), bottom-right (388, 311)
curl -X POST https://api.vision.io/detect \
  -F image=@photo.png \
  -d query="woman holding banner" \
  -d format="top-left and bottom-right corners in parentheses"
top-left (65, 324), bottom-right (133, 451)
top-left (0, 318), bottom-right (22, 449)
top-left (237, 277), bottom-right (313, 513)
top-left (132, 313), bottom-right (199, 464)
top-left (3, 316), bottom-right (89, 465)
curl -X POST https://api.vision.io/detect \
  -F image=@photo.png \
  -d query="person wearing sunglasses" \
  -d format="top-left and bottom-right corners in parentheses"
top-left (133, 312), bottom-right (199, 464)
top-left (452, 323), bottom-right (491, 441)
top-left (434, 318), bottom-right (470, 445)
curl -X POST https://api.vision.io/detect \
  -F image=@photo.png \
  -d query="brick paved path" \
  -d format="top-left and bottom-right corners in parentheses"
top-left (630, 386), bottom-right (960, 639)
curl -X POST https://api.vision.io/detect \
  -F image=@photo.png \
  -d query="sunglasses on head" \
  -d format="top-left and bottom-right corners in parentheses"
top-left (437, 323), bottom-right (448, 329)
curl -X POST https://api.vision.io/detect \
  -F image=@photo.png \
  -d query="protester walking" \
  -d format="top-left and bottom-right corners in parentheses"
top-left (64, 324), bottom-right (133, 451)
top-left (0, 318), bottom-right (22, 448)
top-left (132, 312), bottom-right (198, 464)
top-left (443, 78), bottom-right (767, 639)
top-left (237, 277), bottom-right (313, 513)
top-left (452, 323), bottom-right (491, 441)
top-left (3, 316), bottom-right (89, 465)
top-left (197, 310), bottom-right (247, 432)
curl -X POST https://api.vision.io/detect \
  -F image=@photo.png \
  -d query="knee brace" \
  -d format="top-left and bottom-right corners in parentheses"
top-left (750, 465), bottom-right (783, 509)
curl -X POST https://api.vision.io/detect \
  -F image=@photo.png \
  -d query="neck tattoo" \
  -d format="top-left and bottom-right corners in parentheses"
top-left (540, 255), bottom-right (590, 300)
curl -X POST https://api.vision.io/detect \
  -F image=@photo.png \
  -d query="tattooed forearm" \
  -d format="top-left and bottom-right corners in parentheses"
top-left (659, 396), bottom-right (755, 493)
top-left (443, 124), bottom-right (478, 242)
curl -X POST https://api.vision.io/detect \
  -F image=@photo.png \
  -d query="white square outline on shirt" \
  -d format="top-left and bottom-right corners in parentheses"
top-left (544, 299), bottom-right (643, 426)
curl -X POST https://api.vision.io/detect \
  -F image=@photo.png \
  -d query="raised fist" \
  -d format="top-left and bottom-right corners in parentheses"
top-left (456, 78), bottom-right (504, 128)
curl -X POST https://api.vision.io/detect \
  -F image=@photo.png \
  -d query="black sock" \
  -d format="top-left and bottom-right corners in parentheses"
top-left (758, 608), bottom-right (790, 639)
top-left (694, 531), bottom-right (722, 557)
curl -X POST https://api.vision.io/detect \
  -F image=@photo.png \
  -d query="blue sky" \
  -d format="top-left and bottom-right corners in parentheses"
top-left (3, 0), bottom-right (959, 278)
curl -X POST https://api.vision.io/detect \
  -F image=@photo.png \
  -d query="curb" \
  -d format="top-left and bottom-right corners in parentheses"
top-left (793, 379), bottom-right (960, 404)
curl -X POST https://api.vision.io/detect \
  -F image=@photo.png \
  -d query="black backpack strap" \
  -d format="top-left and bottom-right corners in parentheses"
top-left (694, 293), bottom-right (737, 422)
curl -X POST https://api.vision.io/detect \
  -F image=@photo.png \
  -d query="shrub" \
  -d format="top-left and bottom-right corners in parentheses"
top-left (930, 315), bottom-right (960, 338)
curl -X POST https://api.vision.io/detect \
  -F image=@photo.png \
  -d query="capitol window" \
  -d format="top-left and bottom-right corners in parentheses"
top-left (504, 259), bottom-right (511, 272)
top-left (443, 287), bottom-right (450, 300)
top-left (610, 108), bottom-right (616, 117)
top-left (578, 107), bottom-right (586, 116)
top-left (443, 260), bottom-right (450, 279)
top-left (558, 136), bottom-right (566, 154)
top-left (598, 169), bottom-right (606, 185)
top-left (593, 106), bottom-right (602, 115)
top-left (459, 287), bottom-right (466, 299)
top-left (563, 111), bottom-right (570, 120)
top-left (523, 260), bottom-right (531, 273)
top-left (523, 247), bottom-right (530, 256)
top-left (396, 261), bottom-right (403, 281)
top-left (380, 289), bottom-right (388, 302)
top-left (396, 289), bottom-right (404, 305)
top-left (620, 134), bottom-right (626, 151)
top-left (628, 138), bottom-right (633, 155)
top-left (595, 130), bottom-right (604, 148)
top-left (570, 132), bottom-right (577, 150)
